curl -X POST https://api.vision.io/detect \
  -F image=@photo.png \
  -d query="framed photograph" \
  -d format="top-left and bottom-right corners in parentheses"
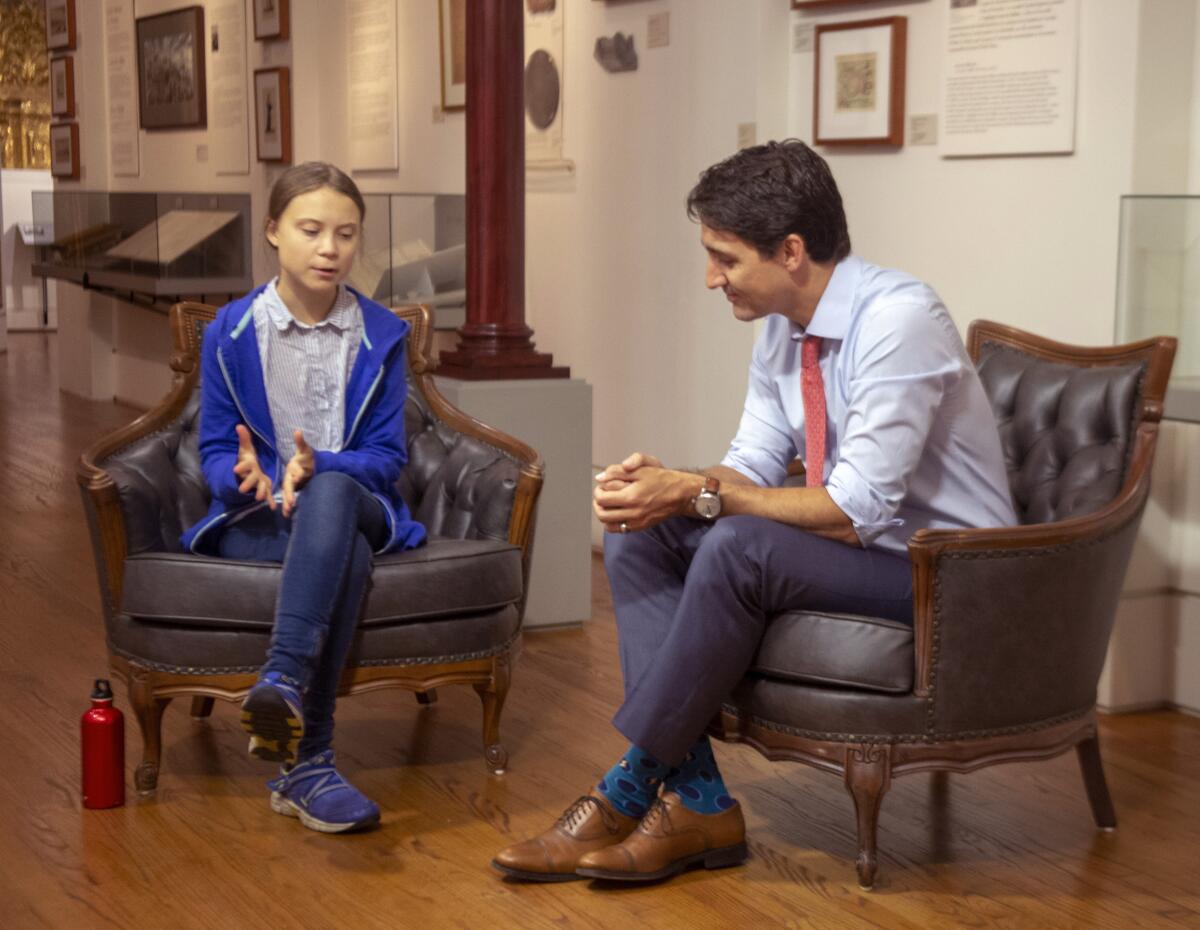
top-left (50, 122), bottom-right (80, 178)
top-left (45, 0), bottom-right (76, 51)
top-left (50, 56), bottom-right (75, 118)
top-left (814, 16), bottom-right (906, 146)
top-left (136, 6), bottom-right (207, 130)
top-left (253, 0), bottom-right (290, 41)
top-left (254, 67), bottom-right (292, 162)
top-left (439, 0), bottom-right (466, 111)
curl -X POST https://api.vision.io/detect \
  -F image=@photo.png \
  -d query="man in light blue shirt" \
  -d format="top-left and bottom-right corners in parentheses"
top-left (493, 140), bottom-right (1015, 886)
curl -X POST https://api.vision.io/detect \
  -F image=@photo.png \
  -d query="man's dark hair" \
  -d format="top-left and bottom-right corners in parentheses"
top-left (686, 139), bottom-right (851, 262)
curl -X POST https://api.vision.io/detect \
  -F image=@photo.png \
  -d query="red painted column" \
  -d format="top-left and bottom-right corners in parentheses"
top-left (437, 0), bottom-right (568, 380)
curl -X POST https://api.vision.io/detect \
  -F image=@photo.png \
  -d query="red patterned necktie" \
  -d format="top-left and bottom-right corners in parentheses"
top-left (801, 335), bottom-right (826, 487)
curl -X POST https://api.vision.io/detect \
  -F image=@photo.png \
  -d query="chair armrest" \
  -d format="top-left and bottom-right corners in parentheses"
top-left (77, 373), bottom-right (198, 619)
top-left (906, 428), bottom-right (1156, 734)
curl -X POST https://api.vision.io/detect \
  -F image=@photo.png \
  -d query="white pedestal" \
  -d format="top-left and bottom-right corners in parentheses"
top-left (434, 376), bottom-right (593, 630)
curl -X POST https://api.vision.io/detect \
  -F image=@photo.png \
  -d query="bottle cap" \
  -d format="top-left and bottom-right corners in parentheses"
top-left (91, 679), bottom-right (114, 701)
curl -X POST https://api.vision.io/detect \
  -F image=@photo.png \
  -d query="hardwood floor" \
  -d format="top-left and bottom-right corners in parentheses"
top-left (2, 331), bottom-right (1199, 929)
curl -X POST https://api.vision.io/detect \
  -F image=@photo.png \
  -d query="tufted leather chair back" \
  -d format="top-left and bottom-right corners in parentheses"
top-left (99, 304), bottom-right (521, 556)
top-left (974, 342), bottom-right (1145, 526)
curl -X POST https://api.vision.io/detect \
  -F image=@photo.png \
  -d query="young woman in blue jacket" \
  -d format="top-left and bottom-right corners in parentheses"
top-left (181, 162), bottom-right (425, 833)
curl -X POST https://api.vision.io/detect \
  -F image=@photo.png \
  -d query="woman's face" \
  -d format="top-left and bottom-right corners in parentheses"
top-left (266, 185), bottom-right (362, 303)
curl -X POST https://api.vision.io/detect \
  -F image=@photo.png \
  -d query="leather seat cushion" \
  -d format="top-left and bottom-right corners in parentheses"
top-left (120, 537), bottom-right (522, 629)
top-left (752, 610), bottom-right (914, 694)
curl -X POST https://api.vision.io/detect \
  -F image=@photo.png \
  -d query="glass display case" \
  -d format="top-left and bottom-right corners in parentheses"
top-left (29, 190), bottom-right (253, 301)
top-left (1116, 195), bottom-right (1200, 422)
top-left (354, 192), bottom-right (466, 330)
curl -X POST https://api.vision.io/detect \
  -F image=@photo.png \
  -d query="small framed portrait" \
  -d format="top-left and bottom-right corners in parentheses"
top-left (50, 122), bottom-right (80, 179)
top-left (45, 0), bottom-right (76, 51)
top-left (254, 67), bottom-right (292, 163)
top-left (439, 0), bottom-right (466, 111)
top-left (253, 0), bottom-right (290, 41)
top-left (50, 56), bottom-right (75, 118)
top-left (814, 16), bottom-right (907, 146)
top-left (136, 6), bottom-right (207, 130)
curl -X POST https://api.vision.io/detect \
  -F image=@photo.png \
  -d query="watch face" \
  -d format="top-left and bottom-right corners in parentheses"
top-left (696, 492), bottom-right (721, 519)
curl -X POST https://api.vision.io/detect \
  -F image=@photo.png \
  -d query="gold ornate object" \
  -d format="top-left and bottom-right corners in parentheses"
top-left (0, 0), bottom-right (52, 168)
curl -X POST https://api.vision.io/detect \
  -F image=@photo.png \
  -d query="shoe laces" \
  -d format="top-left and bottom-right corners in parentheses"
top-left (268, 750), bottom-right (353, 806)
top-left (557, 796), bottom-right (611, 832)
top-left (640, 797), bottom-right (671, 833)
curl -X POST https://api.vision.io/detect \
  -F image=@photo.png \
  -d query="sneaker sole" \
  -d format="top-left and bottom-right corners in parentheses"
top-left (241, 688), bottom-right (304, 764)
top-left (270, 792), bottom-right (380, 834)
top-left (575, 841), bottom-right (749, 883)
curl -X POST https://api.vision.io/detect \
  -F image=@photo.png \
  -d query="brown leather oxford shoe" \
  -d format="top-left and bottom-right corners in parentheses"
top-left (575, 791), bottom-right (748, 882)
top-left (492, 791), bottom-right (640, 882)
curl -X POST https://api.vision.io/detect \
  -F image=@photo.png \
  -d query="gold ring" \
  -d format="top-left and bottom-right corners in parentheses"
top-left (620, 522), bottom-right (629, 534)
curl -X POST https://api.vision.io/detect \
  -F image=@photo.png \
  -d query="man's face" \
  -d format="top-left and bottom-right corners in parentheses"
top-left (700, 224), bottom-right (795, 323)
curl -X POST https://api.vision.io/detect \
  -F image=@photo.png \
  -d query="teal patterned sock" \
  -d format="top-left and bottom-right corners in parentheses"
top-left (663, 737), bottom-right (736, 814)
top-left (596, 745), bottom-right (670, 819)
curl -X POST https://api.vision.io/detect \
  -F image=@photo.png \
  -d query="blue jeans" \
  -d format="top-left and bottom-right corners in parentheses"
top-left (218, 471), bottom-right (387, 758)
top-left (604, 515), bottom-right (914, 765)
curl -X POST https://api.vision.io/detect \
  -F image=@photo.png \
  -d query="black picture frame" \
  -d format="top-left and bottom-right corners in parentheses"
top-left (136, 6), bottom-right (207, 130)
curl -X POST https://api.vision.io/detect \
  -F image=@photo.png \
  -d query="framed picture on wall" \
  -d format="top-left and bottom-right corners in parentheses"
top-left (253, 0), bottom-right (290, 41)
top-left (50, 122), bottom-right (80, 178)
top-left (792, 1), bottom-right (880, 7)
top-left (50, 56), bottom-right (75, 118)
top-left (46, 0), bottom-right (76, 51)
top-left (136, 6), bottom-right (207, 130)
top-left (439, 0), bottom-right (466, 110)
top-left (254, 67), bottom-right (292, 162)
top-left (814, 16), bottom-right (907, 146)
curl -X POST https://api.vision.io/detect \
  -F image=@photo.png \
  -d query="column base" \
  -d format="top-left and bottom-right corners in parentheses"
top-left (437, 349), bottom-right (570, 380)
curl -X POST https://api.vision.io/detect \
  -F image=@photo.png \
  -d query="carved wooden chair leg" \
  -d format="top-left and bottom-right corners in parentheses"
top-left (190, 697), bottom-right (215, 719)
top-left (1076, 733), bottom-right (1117, 831)
top-left (128, 670), bottom-right (172, 795)
top-left (473, 654), bottom-right (511, 774)
top-left (843, 744), bottom-right (893, 890)
top-left (415, 690), bottom-right (438, 705)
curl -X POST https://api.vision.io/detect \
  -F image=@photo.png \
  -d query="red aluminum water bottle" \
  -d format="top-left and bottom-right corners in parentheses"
top-left (81, 679), bottom-right (125, 809)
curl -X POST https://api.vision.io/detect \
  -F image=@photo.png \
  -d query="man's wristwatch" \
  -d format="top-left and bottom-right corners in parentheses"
top-left (692, 475), bottom-right (722, 521)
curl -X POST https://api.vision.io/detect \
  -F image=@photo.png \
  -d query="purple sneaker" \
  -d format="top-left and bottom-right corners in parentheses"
top-left (240, 671), bottom-right (304, 764)
top-left (268, 750), bottom-right (381, 833)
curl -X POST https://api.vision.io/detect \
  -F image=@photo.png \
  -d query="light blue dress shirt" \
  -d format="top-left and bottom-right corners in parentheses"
top-left (720, 254), bottom-right (1017, 554)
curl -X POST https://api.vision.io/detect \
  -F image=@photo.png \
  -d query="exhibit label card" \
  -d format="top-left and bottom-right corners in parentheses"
top-left (940, 0), bottom-right (1079, 157)
top-left (348, 0), bottom-right (399, 171)
top-left (211, 0), bottom-right (250, 175)
top-left (104, 0), bottom-right (140, 177)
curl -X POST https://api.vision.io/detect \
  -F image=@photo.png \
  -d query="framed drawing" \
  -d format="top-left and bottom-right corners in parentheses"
top-left (50, 56), bottom-right (75, 118)
top-left (50, 122), bottom-right (80, 178)
top-left (814, 16), bottom-right (906, 146)
top-left (136, 6), bottom-right (207, 130)
top-left (253, 0), bottom-right (290, 41)
top-left (254, 67), bottom-right (292, 162)
top-left (45, 0), bottom-right (76, 51)
top-left (793, 1), bottom-right (879, 7)
top-left (439, 0), bottom-right (466, 110)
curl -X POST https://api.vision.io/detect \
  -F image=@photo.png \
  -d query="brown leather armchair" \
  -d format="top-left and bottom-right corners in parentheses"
top-left (78, 302), bottom-right (543, 794)
top-left (713, 321), bottom-right (1176, 888)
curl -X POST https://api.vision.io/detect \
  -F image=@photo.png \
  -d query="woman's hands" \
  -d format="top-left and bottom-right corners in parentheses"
top-left (231, 425), bottom-right (315, 517)
top-left (281, 430), bottom-right (314, 517)
top-left (234, 424), bottom-right (275, 507)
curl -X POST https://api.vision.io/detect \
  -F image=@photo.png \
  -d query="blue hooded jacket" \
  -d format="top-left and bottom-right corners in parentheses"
top-left (179, 283), bottom-right (427, 555)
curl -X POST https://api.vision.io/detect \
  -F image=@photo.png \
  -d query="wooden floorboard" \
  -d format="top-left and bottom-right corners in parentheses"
top-left (2, 331), bottom-right (1199, 929)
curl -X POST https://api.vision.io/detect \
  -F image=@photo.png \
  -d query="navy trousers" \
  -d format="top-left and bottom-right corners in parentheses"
top-left (604, 515), bottom-right (914, 765)
top-left (218, 471), bottom-right (387, 757)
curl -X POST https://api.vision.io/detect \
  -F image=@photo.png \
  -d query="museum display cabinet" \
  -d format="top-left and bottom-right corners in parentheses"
top-left (29, 190), bottom-right (253, 304)
top-left (1116, 194), bottom-right (1200, 422)
top-left (353, 192), bottom-right (466, 330)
